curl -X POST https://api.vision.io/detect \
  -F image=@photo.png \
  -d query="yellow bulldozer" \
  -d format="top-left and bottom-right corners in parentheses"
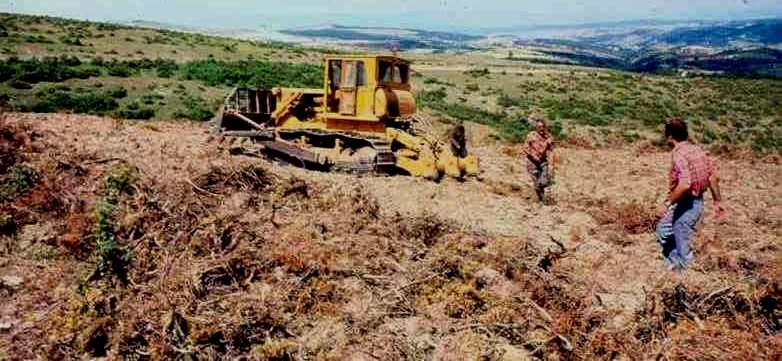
top-left (217, 54), bottom-right (479, 179)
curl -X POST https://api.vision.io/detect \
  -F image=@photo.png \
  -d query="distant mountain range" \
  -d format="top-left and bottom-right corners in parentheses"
top-left (504, 18), bottom-right (782, 77)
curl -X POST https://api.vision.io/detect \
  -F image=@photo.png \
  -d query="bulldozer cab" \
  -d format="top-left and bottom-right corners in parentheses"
top-left (325, 55), bottom-right (411, 118)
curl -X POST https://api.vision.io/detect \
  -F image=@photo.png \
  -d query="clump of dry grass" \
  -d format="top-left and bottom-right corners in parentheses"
top-left (580, 197), bottom-right (658, 236)
top-left (626, 278), bottom-right (782, 360)
top-left (0, 116), bottom-right (32, 174)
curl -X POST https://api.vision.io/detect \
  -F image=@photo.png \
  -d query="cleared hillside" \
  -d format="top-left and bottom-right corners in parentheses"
top-left (1, 112), bottom-right (779, 359)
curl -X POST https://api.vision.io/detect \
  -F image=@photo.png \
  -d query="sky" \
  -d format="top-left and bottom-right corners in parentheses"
top-left (1, 0), bottom-right (781, 32)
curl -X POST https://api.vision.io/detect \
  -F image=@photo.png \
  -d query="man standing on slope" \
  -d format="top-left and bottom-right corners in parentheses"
top-left (523, 116), bottom-right (555, 203)
top-left (656, 117), bottom-right (725, 270)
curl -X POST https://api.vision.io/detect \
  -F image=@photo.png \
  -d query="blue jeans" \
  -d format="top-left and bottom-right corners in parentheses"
top-left (656, 196), bottom-right (703, 269)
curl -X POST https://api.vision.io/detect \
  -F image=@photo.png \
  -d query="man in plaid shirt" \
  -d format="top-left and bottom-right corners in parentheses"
top-left (523, 117), bottom-right (555, 203)
top-left (656, 118), bottom-right (725, 270)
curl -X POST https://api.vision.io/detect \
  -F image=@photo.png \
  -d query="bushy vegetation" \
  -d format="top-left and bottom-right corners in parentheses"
top-left (0, 56), bottom-right (324, 121)
top-left (105, 85), bottom-right (127, 99)
top-left (174, 95), bottom-right (216, 121)
top-left (89, 164), bottom-right (138, 285)
top-left (115, 102), bottom-right (155, 120)
top-left (0, 164), bottom-right (37, 201)
top-left (464, 68), bottom-right (490, 78)
top-left (12, 86), bottom-right (119, 114)
top-left (418, 87), bottom-right (532, 142)
top-left (1, 57), bottom-right (317, 89)
top-left (419, 69), bottom-right (781, 151)
top-left (180, 59), bottom-right (322, 88)
top-left (155, 59), bottom-right (178, 78)
top-left (0, 56), bottom-right (101, 84)
top-left (424, 77), bottom-right (455, 86)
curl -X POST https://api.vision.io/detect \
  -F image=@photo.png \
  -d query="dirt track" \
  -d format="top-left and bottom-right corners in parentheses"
top-left (2, 113), bottom-right (780, 359)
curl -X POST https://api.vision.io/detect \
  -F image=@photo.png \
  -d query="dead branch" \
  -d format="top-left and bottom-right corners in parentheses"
top-left (185, 178), bottom-right (220, 196)
top-left (84, 157), bottom-right (124, 165)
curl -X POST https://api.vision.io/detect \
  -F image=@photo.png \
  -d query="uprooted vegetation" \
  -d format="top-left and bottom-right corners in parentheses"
top-left (1, 115), bottom-right (779, 360)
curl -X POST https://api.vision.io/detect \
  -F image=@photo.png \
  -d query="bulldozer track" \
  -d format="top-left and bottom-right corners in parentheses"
top-left (256, 129), bottom-right (396, 174)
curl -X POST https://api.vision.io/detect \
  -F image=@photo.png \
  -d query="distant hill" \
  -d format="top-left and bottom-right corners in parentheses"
top-left (656, 19), bottom-right (782, 47)
top-left (510, 18), bottom-right (782, 77)
top-left (280, 24), bottom-right (481, 50)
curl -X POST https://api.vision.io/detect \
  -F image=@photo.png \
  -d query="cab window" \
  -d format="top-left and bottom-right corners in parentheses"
top-left (356, 61), bottom-right (366, 86)
top-left (378, 60), bottom-right (409, 84)
top-left (379, 61), bottom-right (393, 83)
top-left (393, 64), bottom-right (409, 84)
top-left (329, 60), bottom-right (341, 90)
top-left (341, 61), bottom-right (357, 87)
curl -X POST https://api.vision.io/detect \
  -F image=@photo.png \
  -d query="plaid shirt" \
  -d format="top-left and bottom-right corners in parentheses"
top-left (669, 141), bottom-right (715, 197)
top-left (524, 131), bottom-right (553, 164)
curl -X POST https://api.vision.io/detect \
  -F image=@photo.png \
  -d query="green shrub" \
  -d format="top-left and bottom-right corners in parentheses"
top-left (62, 92), bottom-right (118, 114)
top-left (0, 57), bottom-right (101, 84)
top-left (91, 164), bottom-right (138, 284)
top-left (16, 88), bottom-right (119, 114)
top-left (106, 85), bottom-right (127, 98)
top-left (751, 126), bottom-right (781, 153)
top-left (0, 164), bottom-right (37, 201)
top-left (550, 120), bottom-right (565, 141)
top-left (104, 164), bottom-right (139, 198)
top-left (464, 68), bottom-right (490, 77)
top-left (106, 61), bottom-right (132, 77)
top-left (24, 34), bottom-right (54, 44)
top-left (416, 87), bottom-right (447, 104)
top-left (60, 36), bottom-right (83, 46)
top-left (180, 59), bottom-right (322, 88)
top-left (140, 92), bottom-right (164, 105)
top-left (9, 79), bottom-right (32, 89)
top-left (423, 77), bottom-right (455, 86)
top-left (115, 102), bottom-right (155, 120)
top-left (0, 62), bottom-right (14, 82)
top-left (497, 94), bottom-right (531, 108)
top-left (96, 23), bottom-right (121, 31)
top-left (417, 86), bottom-right (531, 142)
top-left (155, 59), bottom-right (178, 78)
top-left (174, 95), bottom-right (214, 121)
top-left (0, 92), bottom-right (10, 106)
top-left (699, 127), bottom-right (717, 144)
top-left (61, 55), bottom-right (81, 66)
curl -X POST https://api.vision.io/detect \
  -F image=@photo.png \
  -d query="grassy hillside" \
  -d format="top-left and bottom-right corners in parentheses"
top-left (1, 12), bottom-right (780, 154)
top-left (411, 60), bottom-right (781, 153)
top-left (0, 13), bottom-right (325, 121)
top-left (0, 13), bottom-right (323, 62)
